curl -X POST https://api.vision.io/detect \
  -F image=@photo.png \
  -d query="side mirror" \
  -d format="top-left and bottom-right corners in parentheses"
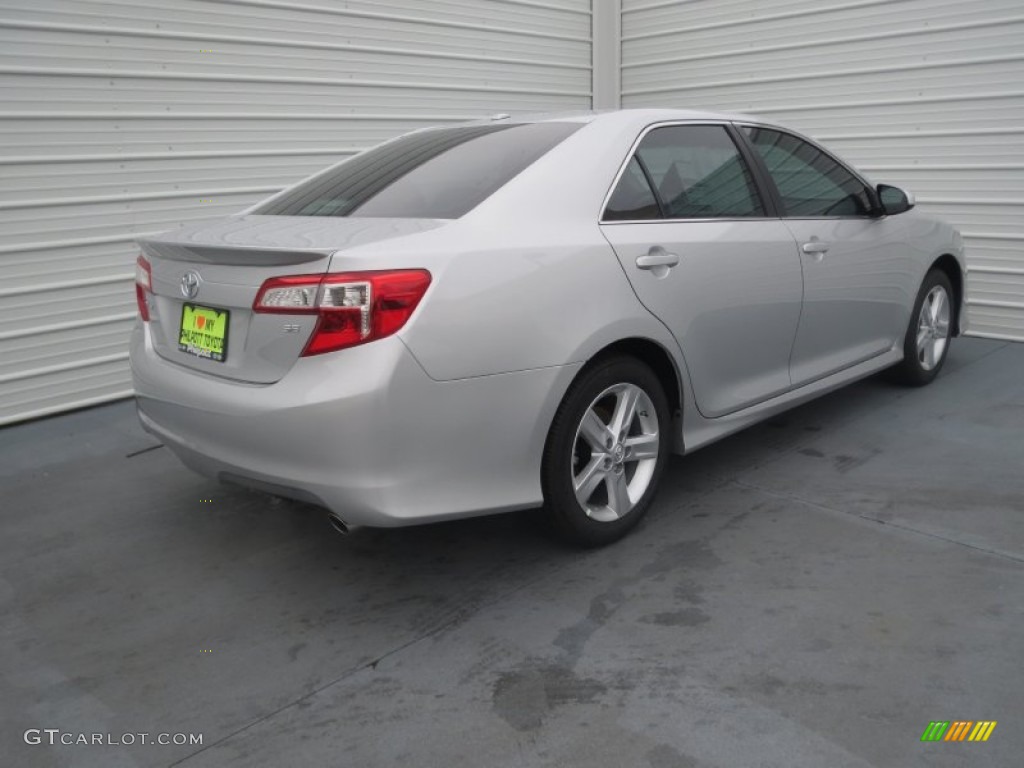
top-left (876, 184), bottom-right (915, 215)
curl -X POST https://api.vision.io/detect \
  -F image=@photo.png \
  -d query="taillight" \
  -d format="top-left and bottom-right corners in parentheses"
top-left (253, 270), bottom-right (431, 356)
top-left (135, 254), bottom-right (152, 322)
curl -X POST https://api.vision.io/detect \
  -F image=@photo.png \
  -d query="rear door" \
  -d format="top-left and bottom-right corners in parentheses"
top-left (599, 123), bottom-right (804, 418)
top-left (739, 125), bottom-right (913, 385)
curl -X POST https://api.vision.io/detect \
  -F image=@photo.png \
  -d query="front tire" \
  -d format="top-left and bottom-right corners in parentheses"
top-left (541, 356), bottom-right (670, 547)
top-left (890, 270), bottom-right (954, 386)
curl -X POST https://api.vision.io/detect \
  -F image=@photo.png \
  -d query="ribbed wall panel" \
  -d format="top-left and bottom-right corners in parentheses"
top-left (622, 0), bottom-right (1024, 341)
top-left (0, 0), bottom-right (592, 425)
top-left (0, 152), bottom-right (344, 203)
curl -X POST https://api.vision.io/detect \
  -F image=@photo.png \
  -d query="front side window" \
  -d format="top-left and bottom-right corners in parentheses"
top-left (743, 127), bottom-right (874, 217)
top-left (603, 125), bottom-right (765, 221)
top-left (254, 122), bottom-right (582, 219)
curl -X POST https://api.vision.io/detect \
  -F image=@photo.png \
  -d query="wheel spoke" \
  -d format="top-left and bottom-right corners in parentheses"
top-left (605, 472), bottom-right (631, 518)
top-left (573, 457), bottom-right (606, 507)
top-left (624, 432), bottom-right (659, 461)
top-left (610, 386), bottom-right (639, 438)
top-left (930, 289), bottom-right (946, 323)
top-left (916, 324), bottom-right (930, 351)
top-left (923, 339), bottom-right (937, 370)
top-left (922, 291), bottom-right (934, 322)
top-left (579, 408), bottom-right (612, 451)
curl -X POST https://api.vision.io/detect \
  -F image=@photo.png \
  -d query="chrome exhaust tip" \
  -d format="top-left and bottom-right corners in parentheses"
top-left (327, 512), bottom-right (354, 536)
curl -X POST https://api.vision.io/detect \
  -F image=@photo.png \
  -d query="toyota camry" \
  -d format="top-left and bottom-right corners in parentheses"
top-left (130, 109), bottom-right (965, 546)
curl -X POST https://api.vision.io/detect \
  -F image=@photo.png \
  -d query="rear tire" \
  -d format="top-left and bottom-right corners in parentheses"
top-left (890, 269), bottom-right (954, 386)
top-left (541, 356), bottom-right (670, 547)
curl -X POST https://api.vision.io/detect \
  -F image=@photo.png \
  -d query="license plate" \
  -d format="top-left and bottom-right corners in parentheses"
top-left (178, 304), bottom-right (229, 362)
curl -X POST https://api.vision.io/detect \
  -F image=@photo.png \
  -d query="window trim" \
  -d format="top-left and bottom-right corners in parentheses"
top-left (733, 122), bottom-right (883, 220)
top-left (599, 120), bottom-right (778, 225)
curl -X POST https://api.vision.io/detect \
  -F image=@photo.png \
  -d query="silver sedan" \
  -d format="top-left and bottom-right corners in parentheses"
top-left (130, 109), bottom-right (965, 546)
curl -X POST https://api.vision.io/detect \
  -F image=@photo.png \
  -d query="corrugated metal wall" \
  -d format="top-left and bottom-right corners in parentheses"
top-left (621, 0), bottom-right (1024, 342)
top-left (5, 0), bottom-right (1023, 425)
top-left (0, 0), bottom-right (592, 425)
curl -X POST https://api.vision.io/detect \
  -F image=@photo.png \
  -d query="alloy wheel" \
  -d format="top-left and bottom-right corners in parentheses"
top-left (571, 382), bottom-right (660, 522)
top-left (916, 284), bottom-right (951, 371)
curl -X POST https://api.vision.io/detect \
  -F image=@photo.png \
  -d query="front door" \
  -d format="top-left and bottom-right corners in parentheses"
top-left (740, 126), bottom-right (912, 385)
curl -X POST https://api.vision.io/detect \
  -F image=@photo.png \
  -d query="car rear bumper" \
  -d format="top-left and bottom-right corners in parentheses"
top-left (130, 323), bottom-right (579, 527)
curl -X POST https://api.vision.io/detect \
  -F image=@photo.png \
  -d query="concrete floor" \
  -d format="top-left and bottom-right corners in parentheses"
top-left (2, 337), bottom-right (1022, 768)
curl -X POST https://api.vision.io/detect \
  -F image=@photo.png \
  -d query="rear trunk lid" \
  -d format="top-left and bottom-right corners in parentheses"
top-left (138, 215), bottom-right (445, 383)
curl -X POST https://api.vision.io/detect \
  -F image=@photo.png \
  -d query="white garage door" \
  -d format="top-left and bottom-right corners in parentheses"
top-left (621, 0), bottom-right (1024, 342)
top-left (0, 0), bottom-right (592, 425)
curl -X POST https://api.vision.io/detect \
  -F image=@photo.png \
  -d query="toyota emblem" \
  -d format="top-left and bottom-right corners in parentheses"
top-left (180, 271), bottom-right (202, 299)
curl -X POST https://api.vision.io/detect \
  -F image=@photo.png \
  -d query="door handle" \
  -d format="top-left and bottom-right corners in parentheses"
top-left (801, 241), bottom-right (830, 255)
top-left (636, 251), bottom-right (680, 270)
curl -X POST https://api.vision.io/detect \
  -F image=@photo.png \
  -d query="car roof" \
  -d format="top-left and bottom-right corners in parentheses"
top-left (461, 108), bottom-right (772, 128)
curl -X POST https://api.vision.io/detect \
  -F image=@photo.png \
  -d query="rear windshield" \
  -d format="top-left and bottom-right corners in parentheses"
top-left (253, 122), bottom-right (582, 219)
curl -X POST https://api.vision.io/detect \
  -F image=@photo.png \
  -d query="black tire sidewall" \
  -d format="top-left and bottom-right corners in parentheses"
top-left (541, 356), bottom-right (671, 547)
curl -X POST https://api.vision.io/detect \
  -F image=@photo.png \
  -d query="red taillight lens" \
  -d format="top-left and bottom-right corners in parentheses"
top-left (253, 270), bottom-right (431, 356)
top-left (135, 254), bottom-right (152, 321)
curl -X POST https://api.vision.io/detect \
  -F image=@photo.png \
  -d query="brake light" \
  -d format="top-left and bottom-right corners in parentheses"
top-left (135, 254), bottom-right (152, 322)
top-left (253, 270), bottom-right (431, 356)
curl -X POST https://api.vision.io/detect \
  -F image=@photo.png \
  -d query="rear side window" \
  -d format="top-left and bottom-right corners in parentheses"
top-left (253, 122), bottom-right (582, 219)
top-left (604, 125), bottom-right (764, 221)
top-left (743, 127), bottom-right (873, 217)
top-left (604, 157), bottom-right (661, 221)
